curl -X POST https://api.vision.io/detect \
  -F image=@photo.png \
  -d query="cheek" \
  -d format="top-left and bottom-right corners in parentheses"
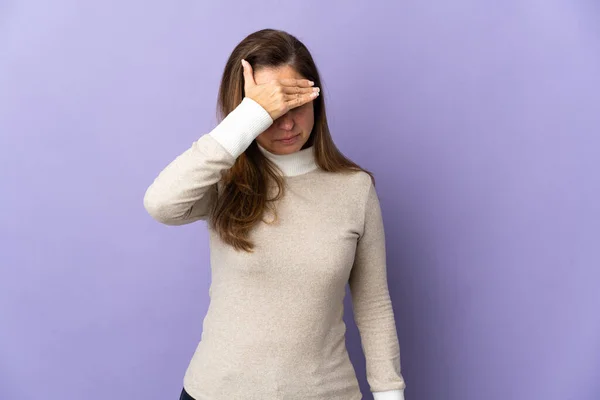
top-left (259, 125), bottom-right (278, 138)
top-left (296, 108), bottom-right (315, 129)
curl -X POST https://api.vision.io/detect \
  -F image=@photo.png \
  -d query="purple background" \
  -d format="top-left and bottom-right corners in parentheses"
top-left (1, 1), bottom-right (599, 399)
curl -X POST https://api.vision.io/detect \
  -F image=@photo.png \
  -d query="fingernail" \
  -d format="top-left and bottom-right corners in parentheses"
top-left (309, 81), bottom-right (314, 86)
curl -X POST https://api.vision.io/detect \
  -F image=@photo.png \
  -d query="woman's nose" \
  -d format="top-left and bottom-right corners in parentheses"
top-left (277, 113), bottom-right (294, 129)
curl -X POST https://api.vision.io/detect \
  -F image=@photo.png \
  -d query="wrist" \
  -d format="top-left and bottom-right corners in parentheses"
top-left (373, 389), bottom-right (405, 400)
top-left (209, 97), bottom-right (273, 158)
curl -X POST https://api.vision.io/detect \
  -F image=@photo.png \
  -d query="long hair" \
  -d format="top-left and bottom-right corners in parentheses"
top-left (209, 28), bottom-right (373, 252)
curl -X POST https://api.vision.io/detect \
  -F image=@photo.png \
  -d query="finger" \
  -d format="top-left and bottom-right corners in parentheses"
top-left (285, 91), bottom-right (319, 108)
top-left (282, 86), bottom-right (319, 95)
top-left (279, 78), bottom-right (314, 88)
top-left (241, 59), bottom-right (256, 87)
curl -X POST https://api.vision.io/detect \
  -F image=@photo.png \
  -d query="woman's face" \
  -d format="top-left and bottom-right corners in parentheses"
top-left (253, 65), bottom-right (315, 155)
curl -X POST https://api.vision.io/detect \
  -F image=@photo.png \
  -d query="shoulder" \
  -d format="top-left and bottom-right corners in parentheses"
top-left (338, 169), bottom-right (375, 197)
top-left (320, 168), bottom-right (373, 187)
top-left (315, 169), bottom-right (375, 207)
top-left (350, 169), bottom-right (374, 188)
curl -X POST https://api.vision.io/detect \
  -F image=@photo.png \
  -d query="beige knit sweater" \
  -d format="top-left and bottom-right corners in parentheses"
top-left (144, 97), bottom-right (406, 400)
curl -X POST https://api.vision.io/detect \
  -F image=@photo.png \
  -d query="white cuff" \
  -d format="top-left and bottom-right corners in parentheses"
top-left (208, 97), bottom-right (273, 158)
top-left (373, 389), bottom-right (405, 400)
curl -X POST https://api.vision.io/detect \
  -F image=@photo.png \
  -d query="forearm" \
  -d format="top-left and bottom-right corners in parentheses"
top-left (144, 97), bottom-right (272, 224)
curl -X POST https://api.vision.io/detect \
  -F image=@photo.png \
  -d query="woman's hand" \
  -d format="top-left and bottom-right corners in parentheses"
top-left (241, 59), bottom-right (320, 121)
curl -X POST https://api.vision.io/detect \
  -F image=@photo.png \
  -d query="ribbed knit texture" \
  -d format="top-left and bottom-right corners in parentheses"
top-left (144, 97), bottom-right (406, 400)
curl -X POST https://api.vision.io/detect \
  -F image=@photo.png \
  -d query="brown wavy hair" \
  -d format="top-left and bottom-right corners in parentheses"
top-left (209, 28), bottom-right (373, 252)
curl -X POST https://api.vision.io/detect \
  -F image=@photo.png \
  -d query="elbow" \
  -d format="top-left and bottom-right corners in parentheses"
top-left (143, 185), bottom-right (183, 225)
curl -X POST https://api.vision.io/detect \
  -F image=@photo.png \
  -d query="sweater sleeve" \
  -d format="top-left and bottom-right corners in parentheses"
top-left (349, 182), bottom-right (406, 399)
top-left (143, 97), bottom-right (273, 225)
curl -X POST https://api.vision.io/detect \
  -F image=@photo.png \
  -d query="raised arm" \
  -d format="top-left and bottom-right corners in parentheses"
top-left (144, 58), bottom-right (319, 225)
top-left (143, 97), bottom-right (273, 225)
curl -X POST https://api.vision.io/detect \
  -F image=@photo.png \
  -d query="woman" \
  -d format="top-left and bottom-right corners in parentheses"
top-left (144, 28), bottom-right (406, 400)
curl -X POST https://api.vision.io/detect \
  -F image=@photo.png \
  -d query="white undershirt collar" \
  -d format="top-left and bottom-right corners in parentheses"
top-left (257, 143), bottom-right (318, 177)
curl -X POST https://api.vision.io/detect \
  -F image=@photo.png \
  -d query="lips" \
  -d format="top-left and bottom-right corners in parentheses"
top-left (278, 133), bottom-right (300, 141)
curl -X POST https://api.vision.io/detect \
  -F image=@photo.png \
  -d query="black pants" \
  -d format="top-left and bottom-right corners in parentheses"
top-left (179, 388), bottom-right (195, 400)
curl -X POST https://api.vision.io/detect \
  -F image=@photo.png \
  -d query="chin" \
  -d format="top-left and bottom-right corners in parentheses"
top-left (271, 145), bottom-right (301, 155)
top-left (270, 138), bottom-right (307, 154)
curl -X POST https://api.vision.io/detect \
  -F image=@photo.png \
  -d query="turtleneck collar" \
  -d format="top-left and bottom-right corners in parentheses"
top-left (257, 143), bottom-right (319, 177)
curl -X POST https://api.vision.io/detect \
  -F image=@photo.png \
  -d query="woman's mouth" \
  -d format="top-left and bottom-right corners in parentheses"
top-left (277, 133), bottom-right (300, 145)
